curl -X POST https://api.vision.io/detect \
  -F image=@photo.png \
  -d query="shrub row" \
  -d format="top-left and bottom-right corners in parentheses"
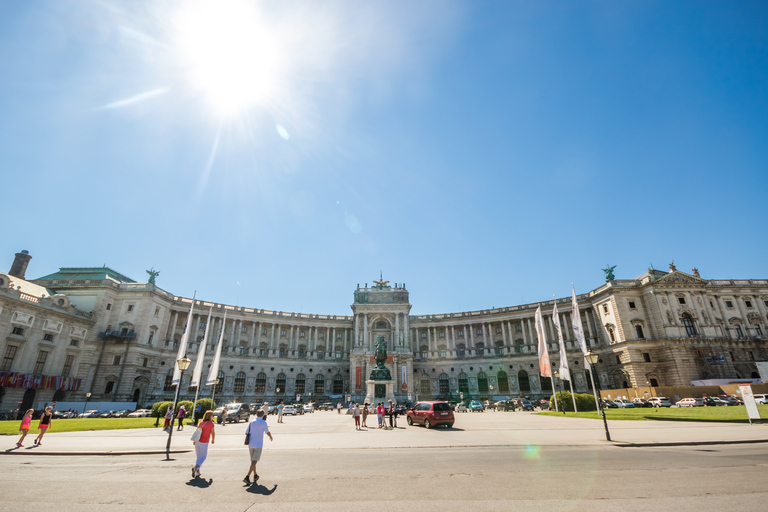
top-left (548, 391), bottom-right (598, 412)
top-left (150, 399), bottom-right (216, 418)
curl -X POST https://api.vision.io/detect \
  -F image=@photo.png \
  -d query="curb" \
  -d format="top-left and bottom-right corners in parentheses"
top-left (616, 439), bottom-right (768, 448)
top-left (1, 449), bottom-right (193, 456)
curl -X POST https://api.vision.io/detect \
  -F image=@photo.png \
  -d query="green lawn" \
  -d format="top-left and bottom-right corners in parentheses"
top-left (535, 405), bottom-right (768, 422)
top-left (0, 417), bottom-right (161, 435)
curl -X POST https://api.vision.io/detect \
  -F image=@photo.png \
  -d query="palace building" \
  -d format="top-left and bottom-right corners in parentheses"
top-left (1, 250), bottom-right (766, 413)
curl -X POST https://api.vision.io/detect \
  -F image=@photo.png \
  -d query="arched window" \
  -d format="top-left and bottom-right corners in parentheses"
top-left (234, 372), bottom-right (245, 393)
top-left (682, 314), bottom-right (696, 336)
top-left (316, 345), bottom-right (325, 359)
top-left (333, 374), bottom-right (343, 394)
top-left (458, 372), bottom-right (469, 393)
top-left (295, 374), bottom-right (306, 394)
top-left (635, 325), bottom-right (644, 339)
top-left (438, 373), bottom-right (449, 394)
top-left (314, 375), bottom-right (325, 394)
top-left (477, 372), bottom-right (489, 393)
top-left (420, 374), bottom-right (431, 394)
top-left (164, 369), bottom-right (173, 391)
top-left (457, 344), bottom-right (466, 358)
top-left (607, 326), bottom-right (616, 343)
top-left (518, 370), bottom-right (530, 392)
top-left (215, 371), bottom-right (224, 394)
top-left (497, 371), bottom-right (509, 393)
top-left (276, 373), bottom-right (286, 394)
top-left (255, 372), bottom-right (266, 393)
top-left (540, 376), bottom-right (552, 392)
top-left (476, 343), bottom-right (485, 356)
top-left (376, 321), bottom-right (387, 329)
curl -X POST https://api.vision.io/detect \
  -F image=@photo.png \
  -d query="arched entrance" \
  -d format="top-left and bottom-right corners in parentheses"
top-left (20, 388), bottom-right (36, 413)
top-left (52, 389), bottom-right (66, 402)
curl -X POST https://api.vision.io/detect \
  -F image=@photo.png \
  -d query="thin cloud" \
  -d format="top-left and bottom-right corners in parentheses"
top-left (98, 87), bottom-right (170, 110)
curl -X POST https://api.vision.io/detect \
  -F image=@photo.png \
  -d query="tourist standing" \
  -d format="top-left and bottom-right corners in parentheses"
top-left (260, 402), bottom-right (270, 419)
top-left (353, 403), bottom-right (361, 430)
top-left (192, 410), bottom-right (215, 479)
top-left (377, 402), bottom-right (385, 428)
top-left (277, 402), bottom-right (284, 423)
top-left (16, 409), bottom-right (33, 447)
top-left (34, 406), bottom-right (53, 445)
top-left (361, 403), bottom-right (369, 428)
top-left (244, 410), bottom-right (273, 485)
top-left (337, 402), bottom-right (342, 414)
top-left (164, 405), bottom-right (174, 432)
top-left (220, 407), bottom-right (228, 426)
top-left (176, 405), bottom-right (186, 431)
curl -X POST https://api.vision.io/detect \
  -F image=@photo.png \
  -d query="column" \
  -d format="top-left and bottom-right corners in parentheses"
top-left (395, 313), bottom-right (400, 347)
top-left (250, 321), bottom-right (258, 348)
top-left (502, 321), bottom-right (508, 346)
top-left (232, 319), bottom-right (240, 348)
top-left (270, 324), bottom-right (277, 352)
top-left (404, 314), bottom-right (409, 349)
top-left (190, 314), bottom-right (200, 345)
top-left (363, 313), bottom-right (368, 351)
top-left (526, 318), bottom-right (533, 346)
top-left (330, 327), bottom-right (336, 356)
top-left (167, 310), bottom-right (179, 341)
top-left (451, 325), bottom-right (457, 352)
top-left (288, 325), bottom-right (294, 351)
top-left (355, 314), bottom-right (359, 346)
top-left (584, 309), bottom-right (595, 346)
top-left (468, 324), bottom-right (474, 353)
top-left (484, 323), bottom-right (491, 353)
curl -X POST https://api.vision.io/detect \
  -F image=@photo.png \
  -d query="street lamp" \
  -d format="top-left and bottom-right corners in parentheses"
top-left (586, 352), bottom-right (611, 442)
top-left (165, 356), bottom-right (191, 460)
top-left (82, 392), bottom-right (92, 417)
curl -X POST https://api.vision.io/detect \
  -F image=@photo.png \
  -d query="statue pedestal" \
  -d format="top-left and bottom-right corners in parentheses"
top-left (364, 380), bottom-right (396, 405)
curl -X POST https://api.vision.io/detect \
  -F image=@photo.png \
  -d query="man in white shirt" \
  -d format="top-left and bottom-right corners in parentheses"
top-left (244, 410), bottom-right (273, 485)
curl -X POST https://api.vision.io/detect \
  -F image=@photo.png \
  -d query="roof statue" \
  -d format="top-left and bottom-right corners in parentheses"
top-left (373, 271), bottom-right (389, 288)
top-left (146, 267), bottom-right (160, 284)
top-left (692, 267), bottom-right (700, 278)
top-left (602, 264), bottom-right (616, 282)
top-left (669, 261), bottom-right (677, 272)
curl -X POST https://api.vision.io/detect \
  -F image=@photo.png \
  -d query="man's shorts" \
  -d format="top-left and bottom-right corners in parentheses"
top-left (249, 447), bottom-right (263, 461)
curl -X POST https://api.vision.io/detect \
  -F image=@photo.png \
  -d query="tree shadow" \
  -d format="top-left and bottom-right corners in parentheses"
top-left (186, 478), bottom-right (213, 488)
top-left (246, 483), bottom-right (277, 495)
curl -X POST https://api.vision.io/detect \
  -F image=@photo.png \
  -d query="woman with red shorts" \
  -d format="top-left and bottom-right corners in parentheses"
top-left (34, 406), bottom-right (52, 446)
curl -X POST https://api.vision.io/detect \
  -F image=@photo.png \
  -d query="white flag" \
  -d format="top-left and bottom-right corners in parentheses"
top-left (206, 311), bottom-right (226, 387)
top-left (172, 293), bottom-right (195, 386)
top-left (571, 284), bottom-right (590, 369)
top-left (535, 305), bottom-right (551, 378)
top-left (553, 300), bottom-right (570, 381)
top-left (190, 306), bottom-right (212, 388)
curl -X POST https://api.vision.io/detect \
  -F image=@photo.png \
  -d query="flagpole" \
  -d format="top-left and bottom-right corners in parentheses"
top-left (535, 304), bottom-right (557, 412)
top-left (206, 311), bottom-right (227, 410)
top-left (191, 306), bottom-right (213, 425)
top-left (571, 284), bottom-right (600, 412)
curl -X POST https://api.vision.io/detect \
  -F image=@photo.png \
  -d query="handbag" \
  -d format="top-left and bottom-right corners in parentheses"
top-left (244, 424), bottom-right (251, 445)
top-left (191, 428), bottom-right (202, 442)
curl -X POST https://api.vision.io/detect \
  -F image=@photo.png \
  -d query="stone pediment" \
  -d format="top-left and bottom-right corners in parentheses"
top-left (654, 271), bottom-right (708, 286)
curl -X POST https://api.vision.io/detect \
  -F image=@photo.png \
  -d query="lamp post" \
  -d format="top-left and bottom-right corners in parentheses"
top-left (165, 356), bottom-right (191, 460)
top-left (586, 352), bottom-right (611, 442)
top-left (82, 392), bottom-right (92, 417)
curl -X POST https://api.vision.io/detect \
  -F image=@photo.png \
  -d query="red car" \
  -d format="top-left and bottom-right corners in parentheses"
top-left (406, 401), bottom-right (455, 429)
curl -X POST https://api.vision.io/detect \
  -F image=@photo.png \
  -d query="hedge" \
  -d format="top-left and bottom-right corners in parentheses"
top-left (151, 399), bottom-right (215, 418)
top-left (549, 391), bottom-right (598, 412)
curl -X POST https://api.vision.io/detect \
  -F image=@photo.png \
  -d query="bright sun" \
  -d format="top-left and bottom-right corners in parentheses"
top-left (175, 1), bottom-right (285, 115)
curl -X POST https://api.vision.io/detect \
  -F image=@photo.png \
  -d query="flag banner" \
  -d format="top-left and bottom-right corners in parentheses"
top-left (402, 365), bottom-right (408, 390)
top-left (356, 366), bottom-right (362, 388)
top-left (172, 293), bottom-right (196, 386)
top-left (190, 306), bottom-right (213, 388)
top-left (206, 311), bottom-right (226, 387)
top-left (571, 285), bottom-right (590, 369)
top-left (553, 300), bottom-right (570, 381)
top-left (535, 305), bottom-right (552, 378)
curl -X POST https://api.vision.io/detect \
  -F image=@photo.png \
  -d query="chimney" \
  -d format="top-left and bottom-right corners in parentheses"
top-left (9, 250), bottom-right (32, 279)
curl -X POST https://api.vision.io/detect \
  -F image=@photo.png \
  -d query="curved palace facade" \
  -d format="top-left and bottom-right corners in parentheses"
top-left (1, 250), bottom-right (767, 411)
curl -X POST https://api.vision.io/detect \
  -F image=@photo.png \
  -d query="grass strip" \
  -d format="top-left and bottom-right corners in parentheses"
top-left (0, 417), bottom-right (160, 435)
top-left (535, 405), bottom-right (768, 423)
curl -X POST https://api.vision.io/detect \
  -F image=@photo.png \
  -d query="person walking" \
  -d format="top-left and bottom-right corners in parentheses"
top-left (376, 402), bottom-right (385, 428)
top-left (353, 403), bottom-right (361, 430)
top-left (361, 403), bottom-right (369, 428)
top-left (164, 405), bottom-right (174, 432)
top-left (34, 406), bottom-right (53, 445)
top-left (244, 410), bottom-right (273, 485)
top-left (260, 402), bottom-right (269, 418)
top-left (16, 409), bottom-right (33, 447)
top-left (387, 400), bottom-right (395, 429)
top-left (192, 410), bottom-right (215, 479)
top-left (337, 402), bottom-right (342, 414)
top-left (220, 407), bottom-right (228, 426)
top-left (277, 402), bottom-right (284, 423)
top-left (176, 405), bottom-right (186, 431)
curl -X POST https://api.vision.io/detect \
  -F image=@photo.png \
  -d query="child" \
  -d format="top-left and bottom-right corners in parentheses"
top-left (17, 409), bottom-right (33, 447)
top-left (34, 406), bottom-right (53, 446)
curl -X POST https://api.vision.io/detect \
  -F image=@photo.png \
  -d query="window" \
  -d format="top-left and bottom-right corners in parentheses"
top-left (336, 333), bottom-right (342, 339)
top-left (314, 375), bottom-right (324, 394)
top-left (745, 300), bottom-right (753, 308)
top-left (682, 313), bottom-right (697, 336)
top-left (477, 329), bottom-right (482, 336)
top-left (764, 300), bottom-right (768, 308)
top-left (518, 370), bottom-right (530, 392)
top-left (242, 327), bottom-right (248, 334)
top-left (279, 348), bottom-right (286, 357)
top-left (439, 373), bottom-right (449, 394)
top-left (516, 324), bottom-right (522, 332)
top-left (199, 322), bottom-right (205, 329)
top-left (113, 355), bottom-right (121, 365)
top-left (41, 333), bottom-right (54, 342)
top-left (457, 330), bottom-right (464, 337)
top-left (498, 371), bottom-right (509, 393)
top-left (318, 332), bottom-right (324, 339)
top-left (477, 372), bottom-right (489, 393)
top-left (755, 325), bottom-right (763, 337)
top-left (148, 332), bottom-right (154, 345)
top-left (34, 351), bottom-right (48, 374)
top-left (643, 352), bottom-right (651, 362)
top-left (299, 331), bottom-right (305, 337)
top-left (496, 327), bottom-right (502, 334)
top-left (1, 345), bottom-right (17, 371)
top-left (164, 370), bottom-right (174, 391)
top-left (262, 329), bottom-right (267, 335)
top-left (735, 325), bottom-right (743, 338)
top-left (649, 378), bottom-right (659, 387)
top-left (215, 371), bottom-right (224, 393)
top-left (127, 304), bottom-right (134, 312)
top-left (333, 374), bottom-right (343, 394)
top-left (439, 331), bottom-right (445, 338)
top-left (316, 350), bottom-right (324, 359)
top-left (616, 355), bottom-right (621, 364)
top-left (104, 381), bottom-right (114, 394)
top-left (276, 373), bottom-right (286, 393)
top-left (142, 357), bottom-right (148, 367)
top-left (62, 355), bottom-right (74, 376)
top-left (70, 339), bottom-right (79, 347)
top-left (748, 350), bottom-right (755, 361)
top-left (106, 303), bottom-right (112, 310)
top-left (725, 300), bottom-right (733, 308)
top-left (420, 349), bottom-right (427, 358)
top-left (678, 297), bottom-right (686, 305)
top-left (234, 372), bottom-right (245, 393)
top-left (607, 327), bottom-right (616, 343)
top-left (255, 373), bottom-right (266, 393)
top-left (295, 374), bottom-right (306, 394)
top-left (335, 350), bottom-right (342, 359)
top-left (298, 348), bottom-right (305, 358)
top-left (259, 347), bottom-right (266, 356)
top-left (603, 304), bottom-right (609, 314)
top-left (457, 344), bottom-right (465, 358)
top-left (635, 325), bottom-right (644, 339)
top-left (420, 375), bottom-right (431, 394)
top-left (458, 373), bottom-right (469, 393)
top-left (421, 332), bottom-right (426, 338)
top-left (155, 307), bottom-right (160, 316)
top-left (495, 344), bottom-right (504, 355)
top-left (628, 301), bottom-right (636, 309)
top-left (239, 345), bottom-right (247, 356)
top-left (281, 330), bottom-right (286, 336)
top-left (376, 321), bottom-right (387, 329)
top-left (12, 327), bottom-right (24, 336)
top-left (476, 345), bottom-right (484, 356)
top-left (440, 350), bottom-right (446, 358)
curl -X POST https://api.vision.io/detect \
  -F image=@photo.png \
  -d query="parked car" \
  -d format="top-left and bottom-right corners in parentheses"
top-left (514, 399), bottom-right (534, 411)
top-left (303, 404), bottom-right (315, 413)
top-left (718, 396), bottom-right (740, 406)
top-left (495, 400), bottom-right (516, 411)
top-left (98, 410), bottom-right (119, 418)
top-left (79, 410), bottom-right (100, 418)
top-left (128, 409), bottom-right (152, 417)
top-left (406, 401), bottom-right (455, 429)
top-left (468, 400), bottom-right (484, 412)
top-left (613, 399), bottom-right (635, 408)
top-left (483, 400), bottom-right (496, 411)
top-left (632, 399), bottom-right (652, 408)
top-left (249, 403), bottom-right (262, 415)
top-left (753, 394), bottom-right (767, 405)
top-left (52, 411), bottom-right (76, 419)
top-left (649, 397), bottom-right (672, 407)
top-left (281, 405), bottom-right (296, 415)
top-left (701, 397), bottom-right (724, 407)
top-left (601, 399), bottom-right (618, 409)
top-left (455, 403), bottom-right (468, 412)
top-left (676, 398), bottom-right (704, 407)
top-left (320, 402), bottom-right (335, 411)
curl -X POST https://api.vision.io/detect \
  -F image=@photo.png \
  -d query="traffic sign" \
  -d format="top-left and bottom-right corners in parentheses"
top-left (296, 394), bottom-right (300, 401)
top-left (347, 394), bottom-right (351, 402)
top-left (460, 392), bottom-right (464, 399)
top-left (407, 393), bottom-right (412, 400)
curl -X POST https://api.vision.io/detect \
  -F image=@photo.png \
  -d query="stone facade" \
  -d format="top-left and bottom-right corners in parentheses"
top-left (1, 251), bottom-right (766, 412)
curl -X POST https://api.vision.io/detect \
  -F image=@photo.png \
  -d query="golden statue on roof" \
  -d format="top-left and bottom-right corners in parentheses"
top-left (373, 271), bottom-right (389, 288)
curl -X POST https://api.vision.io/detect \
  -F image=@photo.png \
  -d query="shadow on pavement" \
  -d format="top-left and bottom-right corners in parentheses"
top-left (186, 478), bottom-right (213, 488)
top-left (246, 483), bottom-right (277, 495)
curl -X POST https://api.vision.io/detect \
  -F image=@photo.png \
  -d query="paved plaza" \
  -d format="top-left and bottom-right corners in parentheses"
top-left (1, 411), bottom-right (767, 511)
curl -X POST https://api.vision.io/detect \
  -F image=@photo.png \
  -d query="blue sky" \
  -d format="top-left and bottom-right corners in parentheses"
top-left (2, 1), bottom-right (767, 315)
